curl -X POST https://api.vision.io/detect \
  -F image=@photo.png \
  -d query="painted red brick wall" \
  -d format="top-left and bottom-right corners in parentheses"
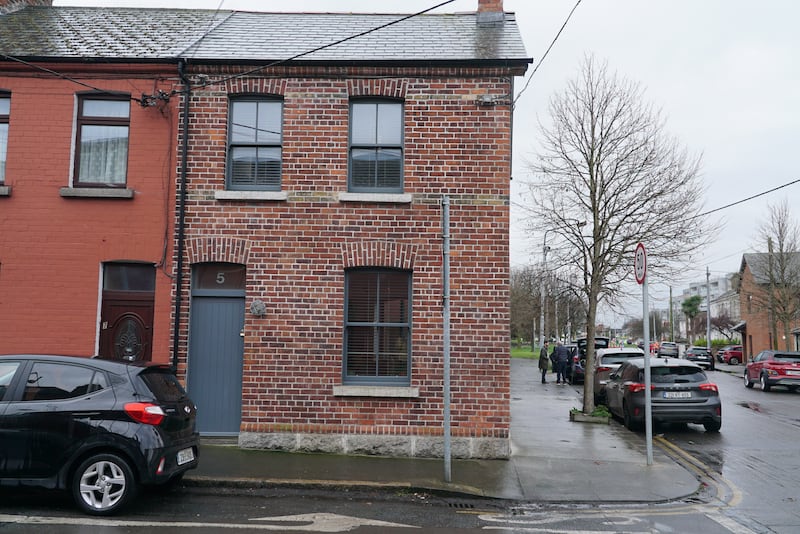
top-left (175, 66), bottom-right (514, 440)
top-left (0, 67), bottom-right (177, 361)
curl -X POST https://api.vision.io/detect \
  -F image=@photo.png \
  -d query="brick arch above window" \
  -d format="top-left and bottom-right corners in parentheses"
top-left (341, 241), bottom-right (416, 270)
top-left (223, 78), bottom-right (288, 97)
top-left (347, 79), bottom-right (407, 99)
top-left (187, 237), bottom-right (250, 265)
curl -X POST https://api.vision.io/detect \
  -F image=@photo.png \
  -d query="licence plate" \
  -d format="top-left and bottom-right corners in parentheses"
top-left (787, 370), bottom-right (800, 376)
top-left (663, 391), bottom-right (691, 399)
top-left (177, 447), bottom-right (195, 466)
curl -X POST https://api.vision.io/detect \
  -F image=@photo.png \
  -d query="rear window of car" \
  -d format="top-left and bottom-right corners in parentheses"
top-left (648, 366), bottom-right (706, 383)
top-left (774, 353), bottom-right (800, 363)
top-left (601, 353), bottom-right (639, 365)
top-left (138, 368), bottom-right (188, 402)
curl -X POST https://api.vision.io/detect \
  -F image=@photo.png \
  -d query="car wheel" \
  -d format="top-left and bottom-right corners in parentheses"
top-left (71, 453), bottom-right (137, 516)
top-left (760, 374), bottom-right (771, 392)
top-left (704, 420), bottom-right (721, 432)
top-left (622, 403), bottom-right (639, 431)
top-left (729, 357), bottom-right (739, 365)
top-left (744, 372), bottom-right (754, 388)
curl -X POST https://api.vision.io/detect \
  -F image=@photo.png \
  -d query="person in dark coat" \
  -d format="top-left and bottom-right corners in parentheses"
top-left (538, 341), bottom-right (550, 384)
top-left (552, 341), bottom-right (570, 385)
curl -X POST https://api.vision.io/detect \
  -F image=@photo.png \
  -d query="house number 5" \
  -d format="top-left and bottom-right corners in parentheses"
top-left (216, 272), bottom-right (226, 284)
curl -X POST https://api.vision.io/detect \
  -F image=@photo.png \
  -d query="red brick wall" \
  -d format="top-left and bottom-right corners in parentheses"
top-left (175, 66), bottom-right (513, 441)
top-left (0, 67), bottom-right (177, 360)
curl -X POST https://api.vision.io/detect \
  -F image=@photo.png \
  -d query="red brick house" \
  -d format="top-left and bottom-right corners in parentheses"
top-left (0, 0), bottom-right (179, 362)
top-left (0, 0), bottom-right (530, 459)
top-left (737, 253), bottom-right (800, 357)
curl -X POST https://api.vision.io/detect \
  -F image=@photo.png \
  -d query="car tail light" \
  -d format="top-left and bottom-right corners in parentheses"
top-left (597, 366), bottom-right (612, 373)
top-left (699, 383), bottom-right (719, 393)
top-left (627, 383), bottom-right (652, 393)
top-left (125, 402), bottom-right (166, 425)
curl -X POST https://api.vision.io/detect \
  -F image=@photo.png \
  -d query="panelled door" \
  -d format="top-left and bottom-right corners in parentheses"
top-left (98, 263), bottom-right (155, 361)
top-left (186, 263), bottom-right (245, 436)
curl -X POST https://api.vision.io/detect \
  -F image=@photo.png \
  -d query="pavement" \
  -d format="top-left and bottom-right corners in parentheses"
top-left (186, 358), bottom-right (742, 503)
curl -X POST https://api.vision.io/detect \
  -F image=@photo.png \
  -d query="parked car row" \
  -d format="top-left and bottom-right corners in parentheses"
top-left (0, 354), bottom-right (199, 515)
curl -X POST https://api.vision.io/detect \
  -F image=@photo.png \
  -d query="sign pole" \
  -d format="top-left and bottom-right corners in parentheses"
top-left (635, 243), bottom-right (653, 466)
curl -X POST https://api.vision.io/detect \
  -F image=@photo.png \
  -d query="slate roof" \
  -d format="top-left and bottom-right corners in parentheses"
top-left (741, 252), bottom-right (800, 285)
top-left (0, 6), bottom-right (530, 65)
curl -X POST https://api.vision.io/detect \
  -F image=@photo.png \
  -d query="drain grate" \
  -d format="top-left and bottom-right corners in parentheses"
top-left (448, 502), bottom-right (476, 509)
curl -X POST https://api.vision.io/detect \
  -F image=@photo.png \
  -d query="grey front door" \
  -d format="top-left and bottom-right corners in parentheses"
top-left (186, 262), bottom-right (246, 436)
top-left (187, 295), bottom-right (244, 435)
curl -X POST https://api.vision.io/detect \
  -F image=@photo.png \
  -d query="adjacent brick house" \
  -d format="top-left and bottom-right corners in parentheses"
top-left (0, 1), bottom-right (530, 459)
top-left (737, 253), bottom-right (800, 357)
top-left (0, 0), bottom-right (179, 361)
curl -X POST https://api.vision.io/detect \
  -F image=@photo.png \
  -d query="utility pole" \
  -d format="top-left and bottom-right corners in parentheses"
top-left (706, 267), bottom-right (713, 370)
top-left (539, 231), bottom-right (551, 347)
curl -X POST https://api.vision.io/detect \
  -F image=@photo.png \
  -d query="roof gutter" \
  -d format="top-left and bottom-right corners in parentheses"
top-left (172, 59), bottom-right (190, 372)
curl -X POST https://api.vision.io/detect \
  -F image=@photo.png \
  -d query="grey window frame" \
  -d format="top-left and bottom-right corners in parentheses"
top-left (227, 96), bottom-right (283, 191)
top-left (74, 92), bottom-right (131, 188)
top-left (348, 99), bottom-right (404, 193)
top-left (343, 268), bottom-right (411, 385)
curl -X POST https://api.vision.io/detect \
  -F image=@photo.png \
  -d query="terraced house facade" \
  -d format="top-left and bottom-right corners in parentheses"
top-left (0, 0), bottom-right (529, 458)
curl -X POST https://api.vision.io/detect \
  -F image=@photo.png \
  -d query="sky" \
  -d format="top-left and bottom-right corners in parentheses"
top-left (53, 0), bottom-right (800, 326)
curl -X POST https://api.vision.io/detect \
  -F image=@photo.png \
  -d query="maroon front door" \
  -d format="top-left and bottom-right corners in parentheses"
top-left (97, 263), bottom-right (156, 361)
top-left (99, 293), bottom-right (154, 361)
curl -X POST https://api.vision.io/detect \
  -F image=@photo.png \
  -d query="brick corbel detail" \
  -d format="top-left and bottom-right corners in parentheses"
top-left (341, 241), bottom-right (416, 270)
top-left (187, 237), bottom-right (250, 265)
top-left (224, 78), bottom-right (288, 96)
top-left (347, 79), bottom-right (407, 99)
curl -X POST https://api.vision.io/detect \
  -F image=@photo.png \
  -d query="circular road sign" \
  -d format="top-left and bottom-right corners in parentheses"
top-left (634, 243), bottom-right (646, 285)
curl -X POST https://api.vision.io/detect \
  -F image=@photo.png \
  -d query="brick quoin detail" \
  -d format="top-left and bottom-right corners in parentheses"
top-left (341, 241), bottom-right (416, 270)
top-left (187, 237), bottom-right (250, 265)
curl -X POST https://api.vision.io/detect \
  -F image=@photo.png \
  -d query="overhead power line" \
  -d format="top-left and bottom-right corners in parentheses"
top-left (513, 0), bottom-right (583, 107)
top-left (698, 178), bottom-right (800, 217)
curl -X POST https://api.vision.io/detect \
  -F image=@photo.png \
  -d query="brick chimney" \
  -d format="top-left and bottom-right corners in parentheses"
top-left (477, 0), bottom-right (504, 24)
top-left (0, 0), bottom-right (52, 15)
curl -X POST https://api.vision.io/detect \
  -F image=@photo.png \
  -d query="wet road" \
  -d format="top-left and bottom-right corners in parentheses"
top-left (657, 365), bottom-right (800, 533)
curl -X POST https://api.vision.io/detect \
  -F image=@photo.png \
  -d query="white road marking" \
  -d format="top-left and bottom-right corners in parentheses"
top-left (0, 512), bottom-right (417, 531)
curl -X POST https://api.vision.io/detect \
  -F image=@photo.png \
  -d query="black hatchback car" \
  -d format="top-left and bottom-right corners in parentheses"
top-left (604, 357), bottom-right (721, 432)
top-left (0, 355), bottom-right (199, 515)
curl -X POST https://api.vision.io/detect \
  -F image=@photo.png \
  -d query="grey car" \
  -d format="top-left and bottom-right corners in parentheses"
top-left (593, 347), bottom-right (645, 404)
top-left (605, 357), bottom-right (721, 432)
top-left (657, 341), bottom-right (679, 357)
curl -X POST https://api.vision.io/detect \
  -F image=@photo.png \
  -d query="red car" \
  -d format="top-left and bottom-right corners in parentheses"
top-left (744, 350), bottom-right (800, 392)
top-left (719, 345), bottom-right (743, 365)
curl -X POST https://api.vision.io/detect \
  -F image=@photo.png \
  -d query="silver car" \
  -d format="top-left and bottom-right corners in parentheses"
top-left (593, 347), bottom-right (645, 404)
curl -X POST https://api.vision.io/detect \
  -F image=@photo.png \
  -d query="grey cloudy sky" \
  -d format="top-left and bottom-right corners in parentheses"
top-left (54, 0), bottom-right (800, 325)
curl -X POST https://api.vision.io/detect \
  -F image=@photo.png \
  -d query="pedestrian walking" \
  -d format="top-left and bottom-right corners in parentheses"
top-left (538, 341), bottom-right (550, 384)
top-left (552, 341), bottom-right (570, 385)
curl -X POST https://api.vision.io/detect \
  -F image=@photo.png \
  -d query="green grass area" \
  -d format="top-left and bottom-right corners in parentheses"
top-left (511, 345), bottom-right (536, 359)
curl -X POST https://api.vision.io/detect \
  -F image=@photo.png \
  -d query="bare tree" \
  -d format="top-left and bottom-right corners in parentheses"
top-left (521, 56), bottom-right (710, 414)
top-left (710, 312), bottom-right (738, 341)
top-left (754, 199), bottom-right (800, 350)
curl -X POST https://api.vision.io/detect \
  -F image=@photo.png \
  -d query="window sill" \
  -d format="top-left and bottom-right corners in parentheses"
top-left (338, 192), bottom-right (412, 204)
top-left (333, 385), bottom-right (419, 398)
top-left (0, 185), bottom-right (10, 197)
top-left (60, 187), bottom-right (134, 199)
top-left (215, 191), bottom-right (288, 201)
